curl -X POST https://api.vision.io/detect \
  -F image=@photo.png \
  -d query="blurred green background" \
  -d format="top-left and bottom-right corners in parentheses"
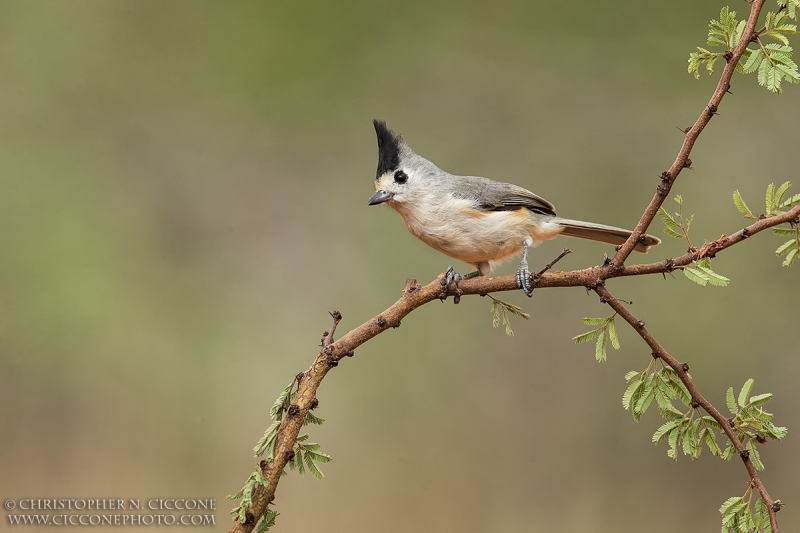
top-left (1, 1), bottom-right (797, 531)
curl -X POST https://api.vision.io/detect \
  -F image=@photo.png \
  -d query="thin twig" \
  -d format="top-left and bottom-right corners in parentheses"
top-left (321, 311), bottom-right (342, 348)
top-left (592, 284), bottom-right (780, 532)
top-left (535, 248), bottom-right (572, 277)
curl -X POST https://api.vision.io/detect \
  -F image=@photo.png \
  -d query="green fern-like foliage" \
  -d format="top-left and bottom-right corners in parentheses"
top-left (734, 182), bottom-right (800, 267)
top-left (689, 5), bottom-right (800, 93)
top-left (229, 381), bottom-right (331, 531)
top-left (573, 315), bottom-right (620, 363)
top-left (658, 195), bottom-right (730, 286)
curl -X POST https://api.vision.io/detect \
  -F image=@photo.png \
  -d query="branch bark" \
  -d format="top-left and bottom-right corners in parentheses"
top-left (230, 202), bottom-right (798, 533)
top-left (592, 283), bottom-right (781, 532)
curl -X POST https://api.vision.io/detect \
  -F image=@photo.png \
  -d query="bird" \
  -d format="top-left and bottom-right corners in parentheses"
top-left (367, 120), bottom-right (660, 295)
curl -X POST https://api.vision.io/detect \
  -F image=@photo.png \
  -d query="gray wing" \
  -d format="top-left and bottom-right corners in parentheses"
top-left (453, 176), bottom-right (557, 217)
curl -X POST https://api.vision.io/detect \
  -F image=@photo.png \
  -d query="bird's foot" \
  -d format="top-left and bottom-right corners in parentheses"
top-left (441, 266), bottom-right (480, 303)
top-left (516, 242), bottom-right (533, 297)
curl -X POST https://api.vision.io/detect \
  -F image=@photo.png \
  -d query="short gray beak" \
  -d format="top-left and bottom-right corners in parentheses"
top-left (368, 190), bottom-right (394, 205)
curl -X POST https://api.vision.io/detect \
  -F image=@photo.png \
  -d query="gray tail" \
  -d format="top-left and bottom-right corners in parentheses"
top-left (553, 218), bottom-right (661, 253)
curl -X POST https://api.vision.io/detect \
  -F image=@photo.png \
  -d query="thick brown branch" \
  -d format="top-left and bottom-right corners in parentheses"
top-left (230, 1), bottom-right (796, 525)
top-left (230, 203), bottom-right (798, 532)
top-left (593, 285), bottom-right (780, 532)
top-left (612, 0), bottom-right (767, 265)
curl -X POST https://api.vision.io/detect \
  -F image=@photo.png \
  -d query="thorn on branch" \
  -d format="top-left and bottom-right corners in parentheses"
top-left (741, 228), bottom-right (751, 239)
top-left (683, 158), bottom-right (693, 170)
top-left (772, 502), bottom-right (784, 512)
top-left (295, 372), bottom-right (305, 384)
top-left (657, 172), bottom-right (671, 197)
top-left (310, 398), bottom-right (319, 409)
top-left (677, 126), bottom-right (692, 134)
top-left (690, 399), bottom-right (700, 409)
top-left (723, 51), bottom-right (733, 62)
top-left (404, 279), bottom-right (420, 294)
top-left (285, 449), bottom-right (295, 462)
top-left (739, 449), bottom-right (750, 460)
top-left (326, 354), bottom-right (338, 368)
top-left (377, 316), bottom-right (387, 328)
top-left (681, 362), bottom-right (690, 372)
top-left (694, 235), bottom-right (729, 260)
top-left (345, 350), bottom-right (355, 357)
top-left (707, 104), bottom-right (719, 116)
top-left (287, 404), bottom-right (300, 417)
top-left (652, 352), bottom-right (660, 359)
top-left (636, 320), bottom-right (645, 329)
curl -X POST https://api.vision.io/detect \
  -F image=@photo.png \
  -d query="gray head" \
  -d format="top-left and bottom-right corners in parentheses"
top-left (368, 120), bottom-right (443, 208)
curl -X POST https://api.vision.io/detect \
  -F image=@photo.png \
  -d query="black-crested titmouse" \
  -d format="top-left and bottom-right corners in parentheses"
top-left (367, 120), bottom-right (661, 295)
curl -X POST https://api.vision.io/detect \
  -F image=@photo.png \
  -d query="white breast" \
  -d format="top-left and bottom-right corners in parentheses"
top-left (389, 194), bottom-right (563, 270)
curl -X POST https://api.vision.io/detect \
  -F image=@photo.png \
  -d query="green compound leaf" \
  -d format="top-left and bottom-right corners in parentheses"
top-left (684, 267), bottom-right (709, 286)
top-left (623, 378), bottom-right (645, 411)
top-left (624, 370), bottom-right (642, 381)
top-left (780, 192), bottom-right (800, 208)
top-left (653, 420), bottom-right (680, 443)
top-left (696, 265), bottom-right (730, 287)
top-left (270, 382), bottom-right (294, 420)
top-left (733, 190), bottom-right (756, 218)
top-left (754, 498), bottom-right (770, 533)
top-left (573, 328), bottom-right (602, 344)
top-left (726, 387), bottom-right (738, 415)
top-left (489, 296), bottom-right (530, 337)
top-left (738, 378), bottom-right (755, 408)
top-left (749, 393), bottom-right (773, 407)
top-left (776, 239), bottom-right (796, 256)
top-left (608, 317), bottom-right (620, 350)
top-left (783, 247), bottom-right (798, 266)
top-left (595, 328), bottom-right (608, 362)
top-left (255, 509), bottom-right (279, 533)
top-left (748, 441), bottom-right (766, 470)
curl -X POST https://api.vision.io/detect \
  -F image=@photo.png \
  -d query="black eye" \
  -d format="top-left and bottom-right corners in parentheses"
top-left (394, 170), bottom-right (408, 184)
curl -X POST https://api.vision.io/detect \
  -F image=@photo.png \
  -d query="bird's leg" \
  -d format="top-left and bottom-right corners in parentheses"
top-left (516, 241), bottom-right (533, 297)
top-left (441, 267), bottom-right (482, 304)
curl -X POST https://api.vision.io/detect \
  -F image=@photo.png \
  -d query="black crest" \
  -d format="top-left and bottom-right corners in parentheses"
top-left (373, 119), bottom-right (402, 178)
